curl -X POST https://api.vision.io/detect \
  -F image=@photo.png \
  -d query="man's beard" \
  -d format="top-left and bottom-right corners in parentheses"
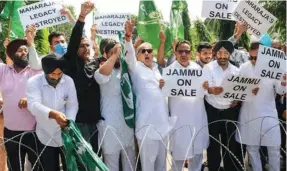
top-left (13, 54), bottom-right (29, 68)
top-left (45, 75), bottom-right (61, 87)
top-left (114, 59), bottom-right (121, 69)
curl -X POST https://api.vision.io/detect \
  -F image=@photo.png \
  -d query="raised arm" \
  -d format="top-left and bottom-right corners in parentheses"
top-left (26, 25), bottom-right (42, 70)
top-left (124, 20), bottom-right (137, 73)
top-left (60, 7), bottom-right (76, 25)
top-left (98, 44), bottom-right (121, 76)
top-left (63, 2), bottom-right (95, 67)
top-left (228, 21), bottom-right (247, 45)
top-left (65, 77), bottom-right (78, 121)
top-left (157, 31), bottom-right (166, 67)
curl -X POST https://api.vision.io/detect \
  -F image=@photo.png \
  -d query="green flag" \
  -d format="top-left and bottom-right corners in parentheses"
top-left (169, 0), bottom-right (187, 41)
top-left (62, 120), bottom-right (109, 171)
top-left (163, 0), bottom-right (189, 57)
top-left (0, 1), bottom-right (25, 40)
top-left (137, 0), bottom-right (163, 53)
top-left (119, 32), bottom-right (135, 128)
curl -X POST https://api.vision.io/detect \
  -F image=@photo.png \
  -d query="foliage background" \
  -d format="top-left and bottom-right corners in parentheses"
top-left (0, 1), bottom-right (285, 62)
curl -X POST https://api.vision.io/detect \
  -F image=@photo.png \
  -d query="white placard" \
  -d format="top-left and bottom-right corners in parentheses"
top-left (162, 68), bottom-right (204, 97)
top-left (93, 13), bottom-right (130, 39)
top-left (18, 1), bottom-right (69, 30)
top-left (255, 45), bottom-right (286, 81)
top-left (232, 0), bottom-right (277, 38)
top-left (201, 0), bottom-right (239, 21)
top-left (220, 75), bottom-right (261, 101)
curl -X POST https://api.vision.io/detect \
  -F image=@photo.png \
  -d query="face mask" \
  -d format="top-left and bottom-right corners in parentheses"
top-left (54, 43), bottom-right (67, 56)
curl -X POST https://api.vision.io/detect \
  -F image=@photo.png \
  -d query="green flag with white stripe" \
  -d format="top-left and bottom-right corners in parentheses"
top-left (119, 32), bottom-right (135, 129)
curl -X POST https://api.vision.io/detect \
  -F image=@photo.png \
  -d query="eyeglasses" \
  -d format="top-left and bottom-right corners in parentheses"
top-left (177, 50), bottom-right (191, 54)
top-left (249, 56), bottom-right (257, 61)
top-left (139, 49), bottom-right (153, 54)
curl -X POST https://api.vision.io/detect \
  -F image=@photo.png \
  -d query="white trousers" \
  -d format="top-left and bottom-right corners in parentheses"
top-left (247, 145), bottom-right (280, 171)
top-left (104, 146), bottom-right (136, 171)
top-left (137, 138), bottom-right (167, 171)
top-left (172, 154), bottom-right (203, 171)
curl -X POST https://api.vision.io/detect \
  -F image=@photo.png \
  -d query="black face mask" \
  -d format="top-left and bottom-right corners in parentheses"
top-left (13, 54), bottom-right (29, 68)
top-left (45, 75), bottom-right (61, 87)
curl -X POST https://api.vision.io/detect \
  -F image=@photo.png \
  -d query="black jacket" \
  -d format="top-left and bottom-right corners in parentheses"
top-left (63, 20), bottom-right (102, 124)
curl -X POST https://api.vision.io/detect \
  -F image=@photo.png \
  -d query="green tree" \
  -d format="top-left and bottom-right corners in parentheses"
top-left (181, 3), bottom-right (191, 42)
top-left (193, 19), bottom-right (214, 43)
top-left (0, 1), bottom-right (7, 61)
top-left (260, 0), bottom-right (286, 42)
top-left (34, 28), bottom-right (50, 56)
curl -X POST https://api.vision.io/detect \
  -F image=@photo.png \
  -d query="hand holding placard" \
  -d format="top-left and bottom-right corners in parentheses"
top-left (60, 7), bottom-right (75, 23)
top-left (234, 21), bottom-right (247, 40)
top-left (202, 81), bottom-right (209, 91)
top-left (159, 79), bottom-right (165, 89)
top-left (252, 87), bottom-right (259, 95)
top-left (281, 74), bottom-right (286, 86)
top-left (25, 25), bottom-right (37, 46)
top-left (208, 87), bottom-right (223, 95)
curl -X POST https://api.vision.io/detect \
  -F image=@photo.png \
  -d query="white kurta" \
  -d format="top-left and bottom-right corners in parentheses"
top-left (124, 41), bottom-right (176, 140)
top-left (235, 61), bottom-right (286, 146)
top-left (168, 61), bottom-right (209, 160)
top-left (94, 69), bottom-right (134, 154)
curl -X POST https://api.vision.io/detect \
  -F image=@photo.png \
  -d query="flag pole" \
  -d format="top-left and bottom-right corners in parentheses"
top-left (6, 1), bottom-right (14, 39)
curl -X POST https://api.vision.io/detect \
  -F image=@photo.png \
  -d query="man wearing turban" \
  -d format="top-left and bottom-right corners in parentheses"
top-left (26, 54), bottom-right (78, 171)
top-left (1, 25), bottom-right (42, 171)
top-left (202, 40), bottom-right (244, 171)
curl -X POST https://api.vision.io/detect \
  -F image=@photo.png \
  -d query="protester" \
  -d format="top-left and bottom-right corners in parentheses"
top-left (203, 40), bottom-right (244, 171)
top-left (276, 92), bottom-right (286, 170)
top-left (1, 25), bottom-right (42, 171)
top-left (124, 19), bottom-right (176, 171)
top-left (195, 42), bottom-right (213, 68)
top-left (235, 41), bottom-right (286, 171)
top-left (160, 39), bottom-right (210, 171)
top-left (94, 41), bottom-right (136, 171)
top-left (39, 8), bottom-right (75, 58)
top-left (61, 3), bottom-right (103, 171)
top-left (26, 54), bottom-right (78, 171)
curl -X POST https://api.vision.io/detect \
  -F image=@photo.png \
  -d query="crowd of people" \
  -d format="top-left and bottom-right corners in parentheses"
top-left (0, 1), bottom-right (286, 171)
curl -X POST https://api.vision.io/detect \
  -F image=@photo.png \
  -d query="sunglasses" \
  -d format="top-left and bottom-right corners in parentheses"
top-left (177, 50), bottom-right (191, 54)
top-left (249, 56), bottom-right (257, 61)
top-left (139, 49), bottom-right (153, 54)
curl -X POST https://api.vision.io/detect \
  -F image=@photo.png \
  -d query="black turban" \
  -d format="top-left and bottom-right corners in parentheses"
top-left (41, 54), bottom-right (66, 74)
top-left (6, 39), bottom-right (28, 58)
top-left (213, 40), bottom-right (234, 54)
